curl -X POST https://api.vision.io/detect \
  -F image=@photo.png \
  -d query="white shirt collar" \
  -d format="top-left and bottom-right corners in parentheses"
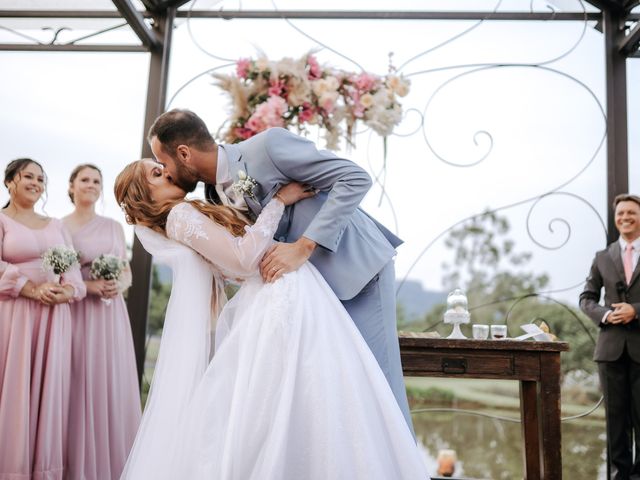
top-left (619, 236), bottom-right (640, 251)
top-left (216, 145), bottom-right (231, 184)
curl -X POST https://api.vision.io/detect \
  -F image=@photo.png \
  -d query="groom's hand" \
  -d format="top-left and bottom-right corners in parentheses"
top-left (260, 237), bottom-right (317, 283)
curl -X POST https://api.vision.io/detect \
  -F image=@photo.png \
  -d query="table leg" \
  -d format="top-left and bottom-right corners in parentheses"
top-left (520, 380), bottom-right (542, 479)
top-left (539, 353), bottom-right (563, 479)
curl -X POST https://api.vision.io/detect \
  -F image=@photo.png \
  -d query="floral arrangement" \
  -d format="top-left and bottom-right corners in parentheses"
top-left (90, 254), bottom-right (126, 281)
top-left (90, 254), bottom-right (126, 305)
top-left (41, 245), bottom-right (80, 281)
top-left (212, 53), bottom-right (410, 150)
top-left (231, 170), bottom-right (258, 199)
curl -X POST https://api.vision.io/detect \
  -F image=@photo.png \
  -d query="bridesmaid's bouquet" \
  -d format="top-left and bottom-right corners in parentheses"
top-left (90, 254), bottom-right (126, 305)
top-left (41, 245), bottom-right (80, 283)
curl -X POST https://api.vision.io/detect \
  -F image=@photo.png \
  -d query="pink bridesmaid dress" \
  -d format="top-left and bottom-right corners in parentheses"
top-left (66, 216), bottom-right (141, 480)
top-left (0, 214), bottom-right (86, 480)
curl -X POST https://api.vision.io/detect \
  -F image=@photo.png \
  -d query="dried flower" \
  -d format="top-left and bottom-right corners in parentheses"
top-left (212, 52), bottom-right (410, 149)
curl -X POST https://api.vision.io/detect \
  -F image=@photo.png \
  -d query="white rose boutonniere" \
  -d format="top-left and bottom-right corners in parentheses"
top-left (232, 170), bottom-right (258, 199)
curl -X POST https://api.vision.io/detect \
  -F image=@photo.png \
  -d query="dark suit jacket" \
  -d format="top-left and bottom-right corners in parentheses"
top-left (579, 241), bottom-right (640, 362)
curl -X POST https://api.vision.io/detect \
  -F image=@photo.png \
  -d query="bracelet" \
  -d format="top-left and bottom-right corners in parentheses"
top-left (274, 192), bottom-right (285, 204)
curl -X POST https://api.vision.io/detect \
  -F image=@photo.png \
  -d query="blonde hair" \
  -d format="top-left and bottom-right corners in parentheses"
top-left (114, 159), bottom-right (248, 237)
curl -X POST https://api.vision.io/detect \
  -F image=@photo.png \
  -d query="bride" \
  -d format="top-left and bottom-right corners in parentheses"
top-left (114, 159), bottom-right (428, 480)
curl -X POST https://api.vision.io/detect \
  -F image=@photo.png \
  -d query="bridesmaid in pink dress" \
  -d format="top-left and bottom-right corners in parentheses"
top-left (0, 158), bottom-right (86, 480)
top-left (63, 164), bottom-right (141, 480)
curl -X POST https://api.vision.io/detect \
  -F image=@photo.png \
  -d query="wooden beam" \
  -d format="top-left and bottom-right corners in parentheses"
top-left (127, 7), bottom-right (175, 387)
top-left (0, 10), bottom-right (124, 18)
top-left (176, 10), bottom-right (602, 21)
top-left (603, 8), bottom-right (629, 244)
top-left (112, 0), bottom-right (160, 49)
top-left (584, 0), bottom-right (626, 13)
top-left (0, 43), bottom-right (146, 52)
top-left (619, 20), bottom-right (640, 56)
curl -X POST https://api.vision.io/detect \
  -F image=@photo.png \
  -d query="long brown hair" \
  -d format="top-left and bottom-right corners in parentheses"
top-left (114, 160), bottom-right (248, 237)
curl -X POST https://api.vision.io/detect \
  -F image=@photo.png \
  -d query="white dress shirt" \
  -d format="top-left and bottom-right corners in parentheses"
top-left (215, 146), bottom-right (248, 212)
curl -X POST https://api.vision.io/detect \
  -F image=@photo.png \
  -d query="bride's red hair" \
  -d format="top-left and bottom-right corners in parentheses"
top-left (114, 159), bottom-right (248, 237)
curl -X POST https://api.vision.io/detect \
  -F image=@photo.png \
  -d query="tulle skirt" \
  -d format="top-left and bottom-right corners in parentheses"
top-left (158, 264), bottom-right (427, 479)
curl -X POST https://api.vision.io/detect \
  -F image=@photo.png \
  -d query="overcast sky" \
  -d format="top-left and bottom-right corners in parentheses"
top-left (1, 0), bottom-right (638, 307)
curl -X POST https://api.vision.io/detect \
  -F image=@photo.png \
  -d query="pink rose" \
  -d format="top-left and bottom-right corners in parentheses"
top-left (307, 54), bottom-right (322, 80)
top-left (251, 96), bottom-right (287, 129)
top-left (233, 126), bottom-right (255, 140)
top-left (298, 103), bottom-right (315, 123)
top-left (352, 72), bottom-right (378, 92)
top-left (352, 103), bottom-right (365, 118)
top-left (268, 79), bottom-right (286, 97)
top-left (318, 92), bottom-right (338, 114)
top-left (236, 58), bottom-right (251, 79)
top-left (246, 115), bottom-right (266, 133)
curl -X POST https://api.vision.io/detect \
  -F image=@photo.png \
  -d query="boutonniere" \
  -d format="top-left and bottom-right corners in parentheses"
top-left (231, 170), bottom-right (258, 199)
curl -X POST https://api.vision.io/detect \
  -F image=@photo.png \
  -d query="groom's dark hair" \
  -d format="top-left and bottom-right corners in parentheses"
top-left (148, 109), bottom-right (216, 156)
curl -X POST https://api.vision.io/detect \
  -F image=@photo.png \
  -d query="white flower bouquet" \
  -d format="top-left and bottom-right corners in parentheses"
top-left (41, 245), bottom-right (80, 283)
top-left (90, 254), bottom-right (126, 305)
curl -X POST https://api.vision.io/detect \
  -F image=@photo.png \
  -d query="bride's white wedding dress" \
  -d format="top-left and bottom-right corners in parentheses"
top-left (121, 199), bottom-right (428, 480)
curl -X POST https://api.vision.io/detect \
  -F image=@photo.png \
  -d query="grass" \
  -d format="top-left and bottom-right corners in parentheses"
top-left (405, 377), bottom-right (605, 424)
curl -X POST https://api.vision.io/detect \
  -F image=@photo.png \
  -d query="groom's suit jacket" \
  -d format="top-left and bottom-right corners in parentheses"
top-left (579, 241), bottom-right (640, 362)
top-left (205, 127), bottom-right (402, 301)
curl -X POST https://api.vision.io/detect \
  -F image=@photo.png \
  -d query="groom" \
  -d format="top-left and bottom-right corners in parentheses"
top-left (147, 108), bottom-right (414, 433)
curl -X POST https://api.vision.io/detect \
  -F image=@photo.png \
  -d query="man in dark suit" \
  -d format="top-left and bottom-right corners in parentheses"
top-left (580, 193), bottom-right (640, 479)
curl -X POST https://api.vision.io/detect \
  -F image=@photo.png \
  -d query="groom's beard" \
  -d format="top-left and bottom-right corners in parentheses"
top-left (173, 160), bottom-right (199, 193)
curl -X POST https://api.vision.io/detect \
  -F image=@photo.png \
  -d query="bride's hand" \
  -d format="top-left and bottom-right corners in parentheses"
top-left (274, 182), bottom-right (318, 206)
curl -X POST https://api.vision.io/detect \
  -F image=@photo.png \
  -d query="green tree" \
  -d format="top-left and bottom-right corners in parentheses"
top-left (412, 210), bottom-right (598, 375)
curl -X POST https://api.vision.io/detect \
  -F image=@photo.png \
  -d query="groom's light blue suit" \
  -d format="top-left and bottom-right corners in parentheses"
top-left (205, 127), bottom-right (414, 432)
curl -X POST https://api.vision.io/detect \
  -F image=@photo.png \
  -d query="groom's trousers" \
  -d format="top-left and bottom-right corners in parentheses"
top-left (340, 260), bottom-right (415, 436)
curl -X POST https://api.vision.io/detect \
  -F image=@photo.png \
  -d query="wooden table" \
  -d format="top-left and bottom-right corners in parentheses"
top-left (399, 334), bottom-right (570, 480)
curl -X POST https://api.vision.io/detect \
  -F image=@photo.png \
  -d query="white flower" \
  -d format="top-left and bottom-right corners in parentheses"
top-left (90, 254), bottom-right (125, 281)
top-left (360, 93), bottom-right (375, 109)
top-left (386, 74), bottom-right (410, 97)
top-left (312, 77), bottom-right (339, 96)
top-left (232, 170), bottom-right (258, 199)
top-left (42, 245), bottom-right (79, 276)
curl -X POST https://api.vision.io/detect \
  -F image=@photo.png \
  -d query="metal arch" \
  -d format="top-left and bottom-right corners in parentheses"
top-left (585, 0), bottom-right (626, 13)
top-left (620, 20), bottom-right (640, 55)
top-left (111, 0), bottom-right (160, 50)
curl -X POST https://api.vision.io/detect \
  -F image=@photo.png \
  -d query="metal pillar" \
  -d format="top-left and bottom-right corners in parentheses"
top-left (127, 7), bottom-right (175, 386)
top-left (603, 8), bottom-right (629, 244)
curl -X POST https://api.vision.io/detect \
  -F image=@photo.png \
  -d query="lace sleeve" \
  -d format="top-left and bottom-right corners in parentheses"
top-left (166, 200), bottom-right (284, 278)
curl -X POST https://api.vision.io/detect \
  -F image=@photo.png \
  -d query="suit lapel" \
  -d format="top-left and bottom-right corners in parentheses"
top-left (222, 143), bottom-right (263, 217)
top-left (630, 251), bottom-right (640, 287)
top-left (608, 242), bottom-right (626, 283)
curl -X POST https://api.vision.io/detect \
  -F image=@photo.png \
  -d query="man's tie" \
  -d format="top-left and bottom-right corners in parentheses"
top-left (624, 244), bottom-right (634, 285)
